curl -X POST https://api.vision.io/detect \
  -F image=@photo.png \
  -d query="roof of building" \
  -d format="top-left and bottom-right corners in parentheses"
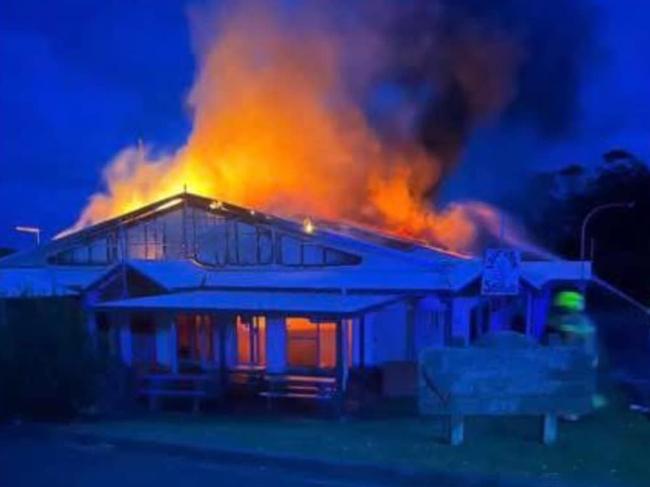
top-left (124, 258), bottom-right (483, 293)
top-left (0, 259), bottom-right (593, 300)
top-left (0, 195), bottom-right (190, 267)
top-left (0, 192), bottom-right (467, 268)
top-left (0, 192), bottom-right (595, 299)
top-left (120, 259), bottom-right (593, 293)
top-left (95, 290), bottom-right (401, 316)
top-left (0, 266), bottom-right (105, 298)
top-left (520, 261), bottom-right (592, 289)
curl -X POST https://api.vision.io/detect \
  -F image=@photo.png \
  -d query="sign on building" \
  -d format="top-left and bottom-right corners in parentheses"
top-left (481, 248), bottom-right (521, 295)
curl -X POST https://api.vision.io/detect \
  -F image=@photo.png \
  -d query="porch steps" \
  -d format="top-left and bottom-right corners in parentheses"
top-left (259, 375), bottom-right (338, 403)
top-left (228, 367), bottom-right (265, 390)
top-left (260, 392), bottom-right (326, 400)
top-left (273, 384), bottom-right (322, 393)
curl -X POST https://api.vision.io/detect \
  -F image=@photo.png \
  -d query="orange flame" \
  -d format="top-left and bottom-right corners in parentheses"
top-left (71, 4), bottom-right (501, 253)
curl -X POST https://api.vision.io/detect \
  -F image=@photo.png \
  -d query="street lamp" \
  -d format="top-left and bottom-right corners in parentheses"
top-left (579, 202), bottom-right (635, 292)
top-left (15, 225), bottom-right (41, 245)
top-left (580, 202), bottom-right (635, 262)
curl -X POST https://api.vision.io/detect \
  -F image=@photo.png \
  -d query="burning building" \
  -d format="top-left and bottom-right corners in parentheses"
top-left (0, 1), bottom-right (602, 410)
top-left (0, 192), bottom-right (590, 408)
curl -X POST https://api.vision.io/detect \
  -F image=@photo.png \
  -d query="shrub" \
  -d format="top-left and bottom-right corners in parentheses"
top-left (0, 297), bottom-right (100, 420)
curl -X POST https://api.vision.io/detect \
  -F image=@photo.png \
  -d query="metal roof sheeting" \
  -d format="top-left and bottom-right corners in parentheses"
top-left (0, 260), bottom-right (593, 300)
top-left (121, 260), bottom-right (594, 294)
top-left (0, 267), bottom-right (105, 298)
top-left (95, 290), bottom-right (401, 315)
top-left (125, 259), bottom-right (483, 293)
top-left (520, 261), bottom-right (592, 289)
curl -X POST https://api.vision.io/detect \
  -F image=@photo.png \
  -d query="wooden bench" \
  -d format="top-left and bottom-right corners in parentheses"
top-left (138, 373), bottom-right (221, 413)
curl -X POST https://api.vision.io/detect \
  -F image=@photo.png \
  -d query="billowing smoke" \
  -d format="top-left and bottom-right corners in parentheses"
top-left (356, 0), bottom-right (596, 196)
top-left (70, 0), bottom-right (595, 254)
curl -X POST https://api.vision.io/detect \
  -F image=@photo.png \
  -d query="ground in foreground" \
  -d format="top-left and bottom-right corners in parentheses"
top-left (39, 398), bottom-right (650, 487)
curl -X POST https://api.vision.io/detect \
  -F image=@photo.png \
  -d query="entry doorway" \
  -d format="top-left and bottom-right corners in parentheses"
top-left (237, 315), bottom-right (266, 366)
top-left (177, 314), bottom-right (215, 367)
top-left (131, 313), bottom-right (156, 370)
top-left (469, 301), bottom-right (490, 343)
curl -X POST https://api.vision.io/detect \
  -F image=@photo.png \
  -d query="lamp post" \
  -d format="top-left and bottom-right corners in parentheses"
top-left (579, 202), bottom-right (635, 290)
top-left (15, 225), bottom-right (41, 245)
top-left (580, 202), bottom-right (635, 262)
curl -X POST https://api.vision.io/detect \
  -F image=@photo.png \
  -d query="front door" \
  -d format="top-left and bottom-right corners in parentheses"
top-left (236, 315), bottom-right (266, 366)
top-left (177, 314), bottom-right (214, 367)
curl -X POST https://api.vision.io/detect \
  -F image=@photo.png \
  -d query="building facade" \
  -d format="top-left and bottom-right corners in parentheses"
top-left (0, 193), bottom-right (592, 406)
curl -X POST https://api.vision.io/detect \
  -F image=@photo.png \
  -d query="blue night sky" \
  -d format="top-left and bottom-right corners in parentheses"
top-left (1, 0), bottom-right (649, 250)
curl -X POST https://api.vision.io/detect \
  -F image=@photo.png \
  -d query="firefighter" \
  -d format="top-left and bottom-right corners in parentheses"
top-left (547, 290), bottom-right (597, 358)
top-left (547, 289), bottom-right (606, 415)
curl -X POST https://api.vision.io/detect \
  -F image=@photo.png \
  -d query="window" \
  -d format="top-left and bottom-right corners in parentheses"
top-left (49, 238), bottom-right (113, 265)
top-left (196, 220), bottom-right (274, 267)
top-left (236, 315), bottom-right (266, 366)
top-left (286, 318), bottom-right (336, 369)
top-left (280, 236), bottom-right (302, 265)
top-left (177, 314), bottom-right (214, 364)
top-left (279, 236), bottom-right (362, 267)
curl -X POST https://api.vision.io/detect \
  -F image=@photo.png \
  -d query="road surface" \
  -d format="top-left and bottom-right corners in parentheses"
top-left (1, 429), bottom-right (593, 486)
top-left (0, 433), bottom-right (417, 487)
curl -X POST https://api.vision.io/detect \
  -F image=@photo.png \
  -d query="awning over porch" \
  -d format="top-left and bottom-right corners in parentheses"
top-left (94, 290), bottom-right (401, 316)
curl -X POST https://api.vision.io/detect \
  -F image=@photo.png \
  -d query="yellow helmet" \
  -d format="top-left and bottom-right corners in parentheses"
top-left (553, 290), bottom-right (585, 312)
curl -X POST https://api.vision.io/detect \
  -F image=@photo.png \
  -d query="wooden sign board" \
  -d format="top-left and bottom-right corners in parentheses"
top-left (419, 332), bottom-right (595, 445)
top-left (481, 248), bottom-right (521, 295)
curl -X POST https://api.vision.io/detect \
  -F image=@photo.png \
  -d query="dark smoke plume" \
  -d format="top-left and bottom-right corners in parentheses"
top-left (354, 0), bottom-right (597, 194)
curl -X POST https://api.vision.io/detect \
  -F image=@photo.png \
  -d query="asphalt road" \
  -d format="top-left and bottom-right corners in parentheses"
top-left (1, 430), bottom-right (608, 487)
top-left (0, 434), bottom-right (412, 487)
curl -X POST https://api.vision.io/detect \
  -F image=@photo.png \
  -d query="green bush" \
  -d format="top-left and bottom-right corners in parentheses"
top-left (0, 297), bottom-right (100, 420)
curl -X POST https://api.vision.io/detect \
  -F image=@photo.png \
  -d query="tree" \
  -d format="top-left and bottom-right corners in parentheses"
top-left (0, 247), bottom-right (15, 259)
top-left (519, 152), bottom-right (650, 303)
top-left (0, 297), bottom-right (99, 420)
